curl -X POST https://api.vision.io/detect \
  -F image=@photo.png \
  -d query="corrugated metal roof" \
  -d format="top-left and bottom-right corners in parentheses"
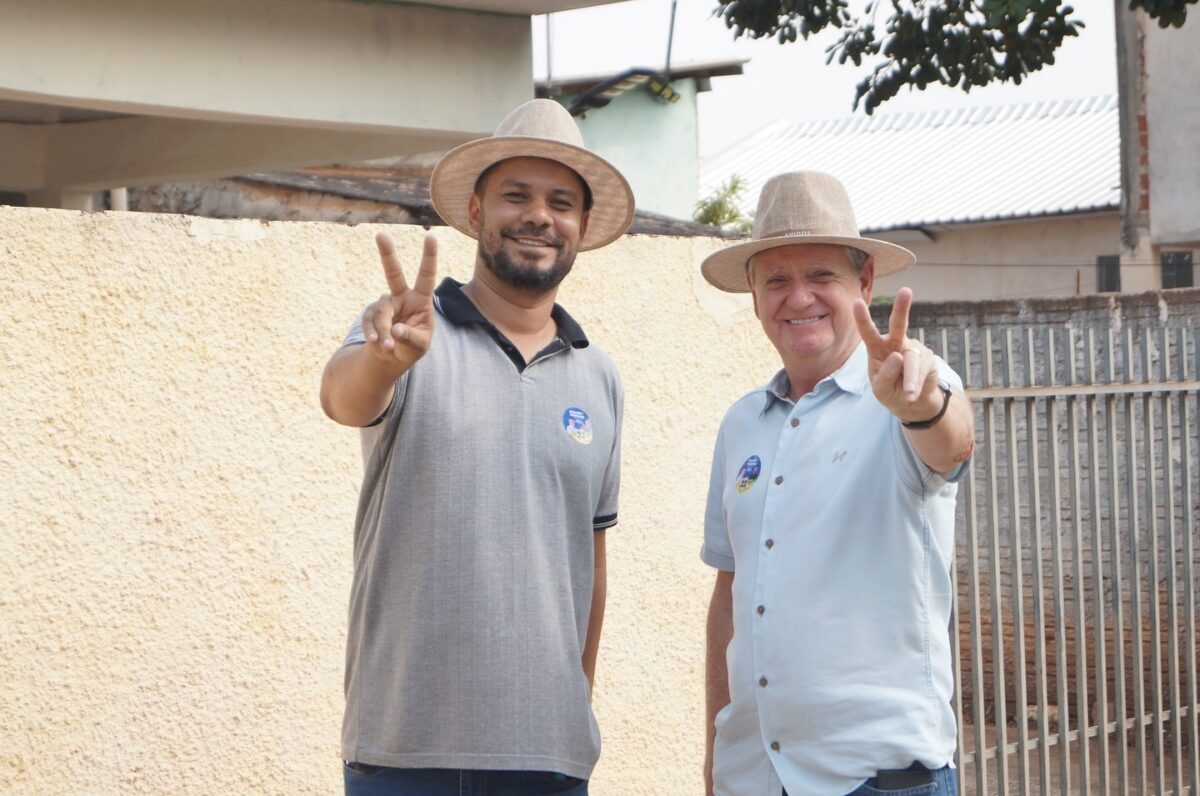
top-left (698, 95), bottom-right (1120, 232)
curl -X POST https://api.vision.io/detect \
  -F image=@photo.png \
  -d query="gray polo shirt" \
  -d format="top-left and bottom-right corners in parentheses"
top-left (340, 278), bottom-right (622, 779)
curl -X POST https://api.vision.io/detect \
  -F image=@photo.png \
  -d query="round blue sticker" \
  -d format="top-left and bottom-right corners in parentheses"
top-left (562, 407), bottom-right (593, 445)
top-left (736, 455), bottom-right (762, 493)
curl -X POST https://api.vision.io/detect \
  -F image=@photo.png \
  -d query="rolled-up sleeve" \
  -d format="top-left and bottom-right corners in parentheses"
top-left (700, 429), bottom-right (735, 571)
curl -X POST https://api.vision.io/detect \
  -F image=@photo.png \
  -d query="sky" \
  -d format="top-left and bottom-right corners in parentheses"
top-left (532, 1), bottom-right (1117, 160)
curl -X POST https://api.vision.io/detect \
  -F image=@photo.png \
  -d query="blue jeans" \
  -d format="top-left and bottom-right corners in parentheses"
top-left (343, 764), bottom-right (588, 796)
top-left (785, 764), bottom-right (957, 796)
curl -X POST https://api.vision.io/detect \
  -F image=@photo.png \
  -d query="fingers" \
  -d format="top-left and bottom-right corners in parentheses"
top-left (391, 321), bottom-right (413, 344)
top-left (877, 350), bottom-right (904, 386)
top-left (413, 233), bottom-right (438, 296)
top-left (889, 287), bottom-right (912, 343)
top-left (853, 299), bottom-right (885, 353)
top-left (902, 345), bottom-right (923, 400)
top-left (902, 343), bottom-right (938, 402)
top-left (376, 233), bottom-right (408, 296)
top-left (369, 295), bottom-right (397, 350)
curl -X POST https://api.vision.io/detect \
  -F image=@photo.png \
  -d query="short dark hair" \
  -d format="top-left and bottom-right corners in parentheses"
top-left (473, 159), bottom-right (594, 213)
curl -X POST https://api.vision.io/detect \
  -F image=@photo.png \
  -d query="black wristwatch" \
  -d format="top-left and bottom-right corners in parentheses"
top-left (901, 383), bottom-right (952, 430)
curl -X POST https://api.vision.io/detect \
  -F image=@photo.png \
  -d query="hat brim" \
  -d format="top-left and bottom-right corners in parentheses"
top-left (429, 135), bottom-right (635, 252)
top-left (700, 235), bottom-right (916, 293)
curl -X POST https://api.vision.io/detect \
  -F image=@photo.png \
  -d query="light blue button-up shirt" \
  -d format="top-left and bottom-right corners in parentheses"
top-left (702, 342), bottom-right (966, 796)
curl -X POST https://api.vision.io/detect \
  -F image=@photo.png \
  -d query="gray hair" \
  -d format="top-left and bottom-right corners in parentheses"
top-left (746, 245), bottom-right (870, 283)
top-left (845, 246), bottom-right (869, 275)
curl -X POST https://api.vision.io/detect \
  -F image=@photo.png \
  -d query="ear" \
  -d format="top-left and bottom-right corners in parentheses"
top-left (577, 209), bottom-right (590, 242)
top-left (859, 256), bottom-right (875, 304)
top-left (467, 193), bottom-right (482, 235)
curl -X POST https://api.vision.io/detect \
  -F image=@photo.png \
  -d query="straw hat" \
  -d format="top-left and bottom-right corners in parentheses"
top-left (700, 171), bottom-right (916, 292)
top-left (430, 99), bottom-right (635, 251)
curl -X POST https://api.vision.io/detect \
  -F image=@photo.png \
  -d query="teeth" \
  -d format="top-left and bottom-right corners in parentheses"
top-left (787, 316), bottom-right (824, 325)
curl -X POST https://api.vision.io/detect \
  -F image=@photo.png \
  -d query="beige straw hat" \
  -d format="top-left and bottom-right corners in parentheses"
top-left (430, 99), bottom-right (635, 252)
top-left (700, 171), bottom-right (916, 292)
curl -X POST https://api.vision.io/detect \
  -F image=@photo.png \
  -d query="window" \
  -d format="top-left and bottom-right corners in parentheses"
top-left (1097, 255), bottom-right (1121, 293)
top-left (1162, 251), bottom-right (1194, 289)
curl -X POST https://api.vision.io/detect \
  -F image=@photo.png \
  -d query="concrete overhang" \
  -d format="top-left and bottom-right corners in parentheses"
top-left (377, 0), bottom-right (618, 12)
top-left (0, 0), bottom-right (583, 205)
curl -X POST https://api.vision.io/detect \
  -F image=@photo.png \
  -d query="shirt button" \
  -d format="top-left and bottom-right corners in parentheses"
top-left (757, 605), bottom-right (765, 616)
top-left (759, 676), bottom-right (768, 687)
top-left (774, 475), bottom-right (783, 485)
top-left (790, 418), bottom-right (799, 428)
top-left (770, 741), bottom-right (781, 752)
top-left (765, 539), bottom-right (774, 549)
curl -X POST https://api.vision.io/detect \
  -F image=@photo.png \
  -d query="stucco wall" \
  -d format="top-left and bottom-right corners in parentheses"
top-left (0, 207), bottom-right (779, 794)
top-left (874, 212), bottom-right (1121, 301)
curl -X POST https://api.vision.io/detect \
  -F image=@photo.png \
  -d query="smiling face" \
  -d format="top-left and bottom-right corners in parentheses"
top-left (467, 156), bottom-right (590, 294)
top-left (748, 243), bottom-right (874, 384)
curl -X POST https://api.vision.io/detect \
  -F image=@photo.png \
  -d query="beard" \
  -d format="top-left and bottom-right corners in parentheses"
top-left (477, 223), bottom-right (576, 293)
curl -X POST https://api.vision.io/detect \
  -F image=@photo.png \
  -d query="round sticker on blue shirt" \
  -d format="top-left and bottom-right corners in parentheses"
top-left (736, 455), bottom-right (762, 493)
top-left (562, 407), bottom-right (593, 445)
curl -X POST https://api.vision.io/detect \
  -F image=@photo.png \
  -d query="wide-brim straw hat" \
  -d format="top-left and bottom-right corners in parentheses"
top-left (701, 171), bottom-right (916, 292)
top-left (430, 99), bottom-right (635, 252)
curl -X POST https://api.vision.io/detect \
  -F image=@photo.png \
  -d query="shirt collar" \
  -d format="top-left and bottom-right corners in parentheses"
top-left (433, 277), bottom-right (589, 349)
top-left (761, 341), bottom-right (870, 412)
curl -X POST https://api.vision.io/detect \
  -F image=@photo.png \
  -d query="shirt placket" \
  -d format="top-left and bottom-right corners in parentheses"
top-left (751, 397), bottom-right (804, 762)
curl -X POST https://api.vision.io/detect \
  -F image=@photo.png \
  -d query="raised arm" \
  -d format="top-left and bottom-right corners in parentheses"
top-left (320, 233), bottom-right (438, 427)
top-left (853, 288), bottom-right (974, 475)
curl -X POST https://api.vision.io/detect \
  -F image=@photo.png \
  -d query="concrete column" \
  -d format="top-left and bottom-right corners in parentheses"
top-left (27, 188), bottom-right (95, 210)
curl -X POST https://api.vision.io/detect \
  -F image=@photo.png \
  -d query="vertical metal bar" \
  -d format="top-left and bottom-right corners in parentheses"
top-left (1125, 327), bottom-right (1148, 796)
top-left (1067, 327), bottom-right (1092, 796)
top-left (1106, 327), bottom-right (1129, 795)
top-left (986, 328), bottom-right (1011, 795)
top-left (1161, 326), bottom-right (1184, 796)
top-left (1180, 329), bottom-right (1199, 795)
top-left (1086, 327), bottom-right (1110, 796)
top-left (1142, 327), bottom-right (1166, 796)
top-left (1004, 328), bottom-right (1032, 793)
top-left (1046, 326), bottom-right (1073, 793)
top-left (1025, 328), bottom-right (1052, 794)
top-left (963, 327), bottom-right (990, 796)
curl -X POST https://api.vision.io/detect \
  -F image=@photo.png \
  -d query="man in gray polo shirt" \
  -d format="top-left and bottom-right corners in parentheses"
top-left (320, 99), bottom-right (634, 796)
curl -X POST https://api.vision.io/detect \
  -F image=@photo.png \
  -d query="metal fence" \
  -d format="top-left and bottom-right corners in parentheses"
top-left (913, 318), bottom-right (1200, 796)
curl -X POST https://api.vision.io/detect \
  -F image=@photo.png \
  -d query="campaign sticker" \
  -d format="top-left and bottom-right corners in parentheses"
top-left (736, 455), bottom-right (762, 493)
top-left (562, 407), bottom-right (593, 445)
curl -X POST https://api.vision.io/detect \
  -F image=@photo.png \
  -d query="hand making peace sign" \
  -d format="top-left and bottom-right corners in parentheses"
top-left (362, 232), bottom-right (439, 368)
top-left (852, 287), bottom-right (942, 423)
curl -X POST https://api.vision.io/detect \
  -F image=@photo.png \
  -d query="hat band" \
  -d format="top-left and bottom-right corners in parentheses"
top-left (759, 227), bottom-right (860, 241)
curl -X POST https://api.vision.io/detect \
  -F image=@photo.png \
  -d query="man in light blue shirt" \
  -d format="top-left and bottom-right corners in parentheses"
top-left (699, 172), bottom-right (975, 796)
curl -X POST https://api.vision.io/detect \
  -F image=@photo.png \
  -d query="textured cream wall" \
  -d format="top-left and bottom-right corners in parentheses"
top-left (0, 207), bottom-right (779, 794)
